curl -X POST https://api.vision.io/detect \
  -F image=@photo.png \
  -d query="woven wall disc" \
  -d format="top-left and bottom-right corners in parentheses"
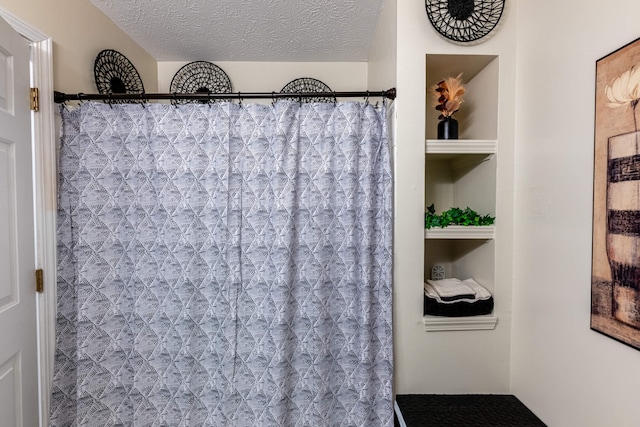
top-left (169, 61), bottom-right (233, 104)
top-left (425, 0), bottom-right (505, 43)
top-left (94, 49), bottom-right (145, 103)
top-left (280, 78), bottom-right (336, 103)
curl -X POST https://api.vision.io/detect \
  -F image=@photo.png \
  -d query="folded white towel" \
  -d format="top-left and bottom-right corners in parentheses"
top-left (424, 278), bottom-right (492, 304)
top-left (426, 278), bottom-right (475, 301)
top-left (461, 278), bottom-right (492, 299)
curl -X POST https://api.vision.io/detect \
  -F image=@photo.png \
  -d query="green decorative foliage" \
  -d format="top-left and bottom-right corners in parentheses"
top-left (425, 204), bottom-right (495, 229)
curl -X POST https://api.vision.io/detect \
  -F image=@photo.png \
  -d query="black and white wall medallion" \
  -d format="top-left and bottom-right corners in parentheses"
top-left (94, 49), bottom-right (145, 103)
top-left (425, 0), bottom-right (505, 43)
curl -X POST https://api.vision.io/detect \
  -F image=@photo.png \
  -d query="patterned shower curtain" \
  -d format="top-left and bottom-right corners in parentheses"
top-left (50, 101), bottom-right (393, 427)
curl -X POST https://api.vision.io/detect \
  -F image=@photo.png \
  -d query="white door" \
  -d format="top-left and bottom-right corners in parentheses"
top-left (0, 16), bottom-right (39, 427)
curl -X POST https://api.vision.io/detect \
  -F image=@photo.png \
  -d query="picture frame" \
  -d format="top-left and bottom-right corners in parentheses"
top-left (592, 36), bottom-right (640, 349)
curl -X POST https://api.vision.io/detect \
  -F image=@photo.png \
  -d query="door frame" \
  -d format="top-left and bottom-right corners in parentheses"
top-left (0, 8), bottom-right (56, 427)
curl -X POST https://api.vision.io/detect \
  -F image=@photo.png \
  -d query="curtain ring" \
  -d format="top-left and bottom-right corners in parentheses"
top-left (364, 91), bottom-right (370, 107)
top-left (272, 91), bottom-right (277, 106)
top-left (77, 93), bottom-right (84, 104)
top-left (107, 93), bottom-right (113, 108)
top-left (333, 91), bottom-right (337, 107)
top-left (171, 92), bottom-right (178, 107)
top-left (238, 92), bottom-right (242, 107)
top-left (140, 92), bottom-right (146, 108)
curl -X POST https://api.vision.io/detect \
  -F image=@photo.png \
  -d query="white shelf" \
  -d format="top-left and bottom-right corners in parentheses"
top-left (425, 139), bottom-right (497, 154)
top-left (424, 225), bottom-right (495, 239)
top-left (423, 313), bottom-right (498, 332)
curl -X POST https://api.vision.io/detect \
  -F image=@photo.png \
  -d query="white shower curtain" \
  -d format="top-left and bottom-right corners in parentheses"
top-left (50, 101), bottom-right (393, 426)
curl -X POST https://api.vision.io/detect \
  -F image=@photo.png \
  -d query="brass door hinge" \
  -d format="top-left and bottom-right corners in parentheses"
top-left (30, 87), bottom-right (39, 112)
top-left (35, 269), bottom-right (43, 293)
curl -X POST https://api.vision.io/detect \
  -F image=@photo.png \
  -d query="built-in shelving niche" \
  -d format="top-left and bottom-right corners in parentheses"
top-left (423, 53), bottom-right (499, 332)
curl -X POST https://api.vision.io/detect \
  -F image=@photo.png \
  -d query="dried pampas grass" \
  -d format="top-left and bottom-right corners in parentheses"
top-left (431, 74), bottom-right (466, 119)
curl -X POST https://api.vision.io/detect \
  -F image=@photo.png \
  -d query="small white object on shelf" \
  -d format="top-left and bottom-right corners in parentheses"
top-left (431, 264), bottom-right (445, 280)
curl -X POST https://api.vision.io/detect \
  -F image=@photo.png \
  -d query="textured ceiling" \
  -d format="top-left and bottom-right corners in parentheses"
top-left (90, 0), bottom-right (385, 62)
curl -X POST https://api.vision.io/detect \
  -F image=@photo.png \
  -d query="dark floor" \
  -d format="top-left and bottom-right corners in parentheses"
top-left (395, 394), bottom-right (546, 427)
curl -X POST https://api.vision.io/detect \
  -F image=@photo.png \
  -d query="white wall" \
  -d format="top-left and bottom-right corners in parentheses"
top-left (158, 61), bottom-right (368, 103)
top-left (393, 1), bottom-right (517, 394)
top-left (0, 0), bottom-right (157, 93)
top-left (512, 0), bottom-right (640, 425)
top-left (366, 0), bottom-right (396, 92)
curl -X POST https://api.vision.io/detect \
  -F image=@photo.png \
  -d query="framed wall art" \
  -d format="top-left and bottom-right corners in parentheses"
top-left (592, 36), bottom-right (640, 349)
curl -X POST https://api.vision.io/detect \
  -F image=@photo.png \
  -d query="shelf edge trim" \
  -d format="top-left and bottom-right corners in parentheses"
top-left (425, 139), bottom-right (497, 154)
top-left (424, 225), bottom-right (496, 239)
top-left (423, 314), bottom-right (498, 331)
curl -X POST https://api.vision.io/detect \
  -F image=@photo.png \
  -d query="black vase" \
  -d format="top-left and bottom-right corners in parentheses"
top-left (437, 117), bottom-right (459, 140)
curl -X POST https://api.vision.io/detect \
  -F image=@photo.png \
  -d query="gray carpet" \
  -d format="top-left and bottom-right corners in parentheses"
top-left (395, 394), bottom-right (546, 427)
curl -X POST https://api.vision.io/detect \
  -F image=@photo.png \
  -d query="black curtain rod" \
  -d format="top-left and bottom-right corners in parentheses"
top-left (53, 88), bottom-right (396, 104)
